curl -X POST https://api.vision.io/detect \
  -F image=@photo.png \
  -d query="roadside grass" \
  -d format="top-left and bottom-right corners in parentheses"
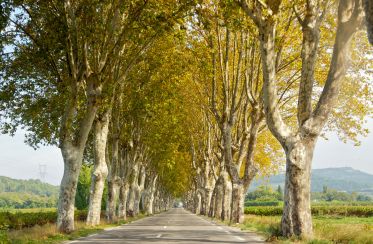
top-left (0, 214), bottom-right (145, 244)
top-left (240, 214), bottom-right (373, 243)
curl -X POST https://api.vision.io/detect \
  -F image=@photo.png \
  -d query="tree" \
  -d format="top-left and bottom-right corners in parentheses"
top-left (364, 0), bottom-right (373, 44)
top-left (0, 0), bottom-right (195, 231)
top-left (277, 185), bottom-right (283, 201)
top-left (75, 164), bottom-right (92, 210)
top-left (236, 0), bottom-right (368, 238)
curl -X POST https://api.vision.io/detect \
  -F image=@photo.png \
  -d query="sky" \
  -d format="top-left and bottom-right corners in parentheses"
top-left (0, 120), bottom-right (372, 185)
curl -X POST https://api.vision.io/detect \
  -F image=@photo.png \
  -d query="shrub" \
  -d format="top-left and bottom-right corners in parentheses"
top-left (245, 201), bottom-right (280, 207)
top-left (244, 206), bottom-right (283, 216)
top-left (244, 205), bottom-right (373, 217)
top-left (0, 210), bottom-right (89, 230)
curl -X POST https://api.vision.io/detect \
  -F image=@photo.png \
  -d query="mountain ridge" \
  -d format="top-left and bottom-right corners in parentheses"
top-left (251, 167), bottom-right (373, 193)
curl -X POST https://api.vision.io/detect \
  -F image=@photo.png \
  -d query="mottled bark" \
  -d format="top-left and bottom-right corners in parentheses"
top-left (230, 183), bottom-right (245, 224)
top-left (142, 174), bottom-right (158, 215)
top-left (57, 145), bottom-right (83, 233)
top-left (208, 187), bottom-right (216, 217)
top-left (106, 180), bottom-right (118, 222)
top-left (57, 93), bottom-right (98, 233)
top-left (133, 165), bottom-right (146, 215)
top-left (213, 177), bottom-right (224, 219)
top-left (106, 111), bottom-right (121, 222)
top-left (117, 145), bottom-right (131, 220)
top-left (364, 0), bottom-right (373, 44)
top-left (194, 192), bottom-right (202, 214)
top-left (201, 188), bottom-right (213, 216)
top-left (281, 137), bottom-right (316, 238)
top-left (127, 161), bottom-right (139, 216)
top-left (87, 111), bottom-right (110, 226)
top-left (221, 171), bottom-right (232, 221)
top-left (127, 186), bottom-right (137, 216)
top-left (118, 183), bottom-right (129, 220)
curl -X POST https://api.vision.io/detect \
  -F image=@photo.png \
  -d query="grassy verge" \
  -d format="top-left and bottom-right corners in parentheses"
top-left (239, 214), bottom-right (373, 243)
top-left (0, 214), bottom-right (146, 244)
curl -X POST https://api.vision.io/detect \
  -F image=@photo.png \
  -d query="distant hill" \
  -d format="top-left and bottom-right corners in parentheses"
top-left (0, 176), bottom-right (59, 208)
top-left (250, 167), bottom-right (373, 194)
top-left (0, 176), bottom-right (59, 197)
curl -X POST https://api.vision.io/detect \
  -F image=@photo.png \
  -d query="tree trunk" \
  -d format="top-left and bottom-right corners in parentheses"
top-left (143, 191), bottom-right (155, 215)
top-left (200, 190), bottom-right (206, 215)
top-left (133, 186), bottom-right (141, 215)
top-left (127, 185), bottom-right (137, 217)
top-left (143, 175), bottom-right (158, 215)
top-left (127, 161), bottom-right (139, 216)
top-left (194, 192), bottom-right (202, 214)
top-left (221, 171), bottom-right (232, 221)
top-left (118, 183), bottom-right (129, 220)
top-left (107, 123), bottom-right (120, 222)
top-left (201, 188), bottom-right (212, 216)
top-left (365, 0), bottom-right (373, 45)
top-left (154, 197), bottom-right (160, 213)
top-left (57, 92), bottom-right (98, 233)
top-left (57, 145), bottom-right (83, 233)
top-left (86, 112), bottom-right (110, 226)
top-left (281, 138), bottom-right (316, 238)
top-left (208, 188), bottom-right (216, 217)
top-left (106, 180), bottom-right (118, 222)
top-left (230, 182), bottom-right (245, 224)
top-left (133, 166), bottom-right (146, 215)
top-left (213, 178), bottom-right (224, 219)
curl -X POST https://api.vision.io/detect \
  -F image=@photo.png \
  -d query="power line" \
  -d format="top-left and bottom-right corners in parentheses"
top-left (39, 163), bottom-right (47, 182)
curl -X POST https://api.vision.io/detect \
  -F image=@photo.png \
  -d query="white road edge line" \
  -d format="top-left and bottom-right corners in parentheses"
top-left (234, 236), bottom-right (245, 241)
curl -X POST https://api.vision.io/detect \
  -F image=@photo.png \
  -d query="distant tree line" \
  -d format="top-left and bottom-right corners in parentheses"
top-left (0, 192), bottom-right (57, 209)
top-left (0, 176), bottom-right (58, 197)
top-left (312, 186), bottom-right (372, 202)
top-left (246, 185), bottom-right (283, 202)
top-left (246, 185), bottom-right (372, 205)
top-left (0, 176), bottom-right (58, 209)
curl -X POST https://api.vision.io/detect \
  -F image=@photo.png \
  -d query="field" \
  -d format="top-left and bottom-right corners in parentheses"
top-left (240, 214), bottom-right (373, 243)
top-left (0, 208), bottom-right (144, 243)
top-left (2, 206), bottom-right (373, 243)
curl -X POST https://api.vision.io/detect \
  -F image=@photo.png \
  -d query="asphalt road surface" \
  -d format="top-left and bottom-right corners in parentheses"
top-left (68, 208), bottom-right (265, 244)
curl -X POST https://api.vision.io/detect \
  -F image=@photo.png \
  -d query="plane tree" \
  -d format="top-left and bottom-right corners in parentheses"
top-left (0, 0), bottom-right (195, 232)
top-left (236, 0), bottom-right (371, 238)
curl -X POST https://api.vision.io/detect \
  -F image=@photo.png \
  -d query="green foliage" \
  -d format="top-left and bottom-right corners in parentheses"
top-left (75, 165), bottom-right (92, 210)
top-left (246, 185), bottom-right (283, 202)
top-left (244, 205), bottom-right (373, 217)
top-left (119, 31), bottom-right (199, 198)
top-left (0, 176), bottom-right (58, 197)
top-left (312, 186), bottom-right (372, 202)
top-left (0, 176), bottom-right (58, 209)
top-left (245, 201), bottom-right (280, 207)
top-left (0, 192), bottom-right (56, 209)
top-left (74, 165), bottom-right (107, 210)
top-left (244, 206), bottom-right (283, 216)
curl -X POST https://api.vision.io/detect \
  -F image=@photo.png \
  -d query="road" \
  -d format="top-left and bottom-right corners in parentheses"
top-left (68, 208), bottom-right (265, 244)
